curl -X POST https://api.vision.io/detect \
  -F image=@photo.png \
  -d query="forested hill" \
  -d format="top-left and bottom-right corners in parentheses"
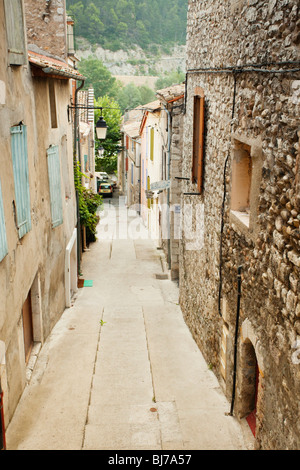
top-left (66, 0), bottom-right (188, 52)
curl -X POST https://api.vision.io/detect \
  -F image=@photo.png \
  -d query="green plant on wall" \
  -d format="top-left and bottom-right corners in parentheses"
top-left (74, 161), bottom-right (102, 242)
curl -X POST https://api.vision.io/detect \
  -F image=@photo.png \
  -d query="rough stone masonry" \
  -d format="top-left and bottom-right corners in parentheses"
top-left (25, 0), bottom-right (67, 59)
top-left (179, 0), bottom-right (300, 449)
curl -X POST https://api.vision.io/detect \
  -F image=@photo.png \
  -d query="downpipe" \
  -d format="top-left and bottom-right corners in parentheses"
top-left (74, 80), bottom-right (85, 276)
top-left (164, 105), bottom-right (172, 271)
top-left (0, 385), bottom-right (6, 450)
top-left (229, 265), bottom-right (243, 416)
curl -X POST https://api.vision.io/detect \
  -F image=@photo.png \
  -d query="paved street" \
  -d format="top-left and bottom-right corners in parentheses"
top-left (6, 193), bottom-right (253, 450)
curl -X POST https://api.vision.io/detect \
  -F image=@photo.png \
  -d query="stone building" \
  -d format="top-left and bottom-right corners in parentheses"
top-left (156, 84), bottom-right (185, 280)
top-left (139, 100), bottom-right (162, 241)
top-left (78, 87), bottom-right (96, 194)
top-left (0, 0), bottom-right (83, 440)
top-left (121, 107), bottom-right (143, 207)
top-left (179, 0), bottom-right (300, 449)
top-left (125, 85), bottom-right (186, 280)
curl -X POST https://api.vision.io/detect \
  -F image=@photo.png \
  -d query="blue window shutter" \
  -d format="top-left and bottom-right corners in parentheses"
top-left (11, 125), bottom-right (31, 238)
top-left (0, 178), bottom-right (8, 262)
top-left (47, 145), bottom-right (63, 228)
top-left (4, 0), bottom-right (26, 65)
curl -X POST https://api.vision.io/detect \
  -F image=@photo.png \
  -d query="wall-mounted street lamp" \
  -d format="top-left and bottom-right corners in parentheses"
top-left (95, 115), bottom-right (107, 140)
top-left (68, 105), bottom-right (108, 140)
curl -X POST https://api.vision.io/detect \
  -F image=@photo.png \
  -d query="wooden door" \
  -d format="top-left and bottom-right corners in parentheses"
top-left (22, 291), bottom-right (33, 363)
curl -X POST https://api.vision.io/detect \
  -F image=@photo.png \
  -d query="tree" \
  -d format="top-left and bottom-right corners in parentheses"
top-left (155, 69), bottom-right (185, 90)
top-left (66, 0), bottom-right (188, 52)
top-left (94, 96), bottom-right (122, 173)
top-left (116, 83), bottom-right (142, 114)
top-left (85, 3), bottom-right (105, 42)
top-left (78, 57), bottom-right (119, 99)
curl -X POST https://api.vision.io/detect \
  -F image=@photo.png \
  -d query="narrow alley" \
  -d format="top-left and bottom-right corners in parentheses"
top-left (6, 192), bottom-right (253, 451)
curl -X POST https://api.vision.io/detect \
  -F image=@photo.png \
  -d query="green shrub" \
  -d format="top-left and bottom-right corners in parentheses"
top-left (74, 162), bottom-right (102, 242)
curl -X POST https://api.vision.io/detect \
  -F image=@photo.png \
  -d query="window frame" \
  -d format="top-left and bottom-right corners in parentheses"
top-left (230, 135), bottom-right (263, 239)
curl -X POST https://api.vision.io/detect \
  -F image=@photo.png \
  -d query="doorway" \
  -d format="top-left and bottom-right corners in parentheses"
top-left (246, 361), bottom-right (259, 436)
top-left (22, 291), bottom-right (34, 364)
top-left (239, 339), bottom-right (259, 437)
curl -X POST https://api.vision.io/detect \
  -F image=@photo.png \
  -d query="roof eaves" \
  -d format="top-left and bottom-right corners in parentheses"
top-left (28, 51), bottom-right (85, 81)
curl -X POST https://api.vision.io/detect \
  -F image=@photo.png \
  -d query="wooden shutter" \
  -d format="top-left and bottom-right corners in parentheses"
top-left (11, 125), bottom-right (31, 238)
top-left (192, 93), bottom-right (205, 193)
top-left (4, 0), bottom-right (26, 65)
top-left (47, 146), bottom-right (63, 228)
top-left (0, 179), bottom-right (8, 262)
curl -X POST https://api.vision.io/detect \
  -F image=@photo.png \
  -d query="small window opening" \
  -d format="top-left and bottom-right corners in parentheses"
top-left (49, 81), bottom-right (58, 128)
top-left (231, 142), bottom-right (252, 227)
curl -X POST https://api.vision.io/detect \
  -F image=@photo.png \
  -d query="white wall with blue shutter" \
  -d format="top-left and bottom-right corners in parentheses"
top-left (11, 125), bottom-right (32, 238)
top-left (0, 178), bottom-right (8, 262)
top-left (47, 145), bottom-right (63, 228)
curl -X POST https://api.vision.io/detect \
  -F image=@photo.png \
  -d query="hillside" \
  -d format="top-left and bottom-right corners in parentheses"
top-left (75, 40), bottom-right (186, 77)
top-left (66, 0), bottom-right (188, 52)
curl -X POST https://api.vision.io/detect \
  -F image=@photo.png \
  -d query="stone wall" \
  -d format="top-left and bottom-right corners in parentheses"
top-left (180, 0), bottom-right (300, 449)
top-left (24, 0), bottom-right (67, 59)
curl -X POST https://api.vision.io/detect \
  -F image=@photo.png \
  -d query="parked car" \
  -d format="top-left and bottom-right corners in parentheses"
top-left (98, 172), bottom-right (109, 180)
top-left (98, 182), bottom-right (113, 197)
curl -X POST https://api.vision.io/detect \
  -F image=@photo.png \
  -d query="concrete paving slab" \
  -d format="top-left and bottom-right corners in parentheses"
top-left (6, 194), bottom-right (254, 451)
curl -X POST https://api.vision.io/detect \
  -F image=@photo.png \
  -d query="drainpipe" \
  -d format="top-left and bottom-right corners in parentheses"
top-left (74, 80), bottom-right (85, 276)
top-left (164, 105), bottom-right (171, 271)
top-left (0, 381), bottom-right (6, 450)
top-left (218, 73), bottom-right (238, 317)
top-left (229, 265), bottom-right (243, 416)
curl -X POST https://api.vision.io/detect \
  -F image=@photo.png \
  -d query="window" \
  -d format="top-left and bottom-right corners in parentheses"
top-left (231, 142), bottom-right (252, 227)
top-left (192, 89), bottom-right (205, 193)
top-left (49, 82), bottom-right (58, 128)
top-left (47, 146), bottom-right (63, 228)
top-left (0, 179), bottom-right (8, 262)
top-left (4, 0), bottom-right (26, 66)
top-left (230, 137), bottom-right (262, 235)
top-left (11, 125), bottom-right (31, 238)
